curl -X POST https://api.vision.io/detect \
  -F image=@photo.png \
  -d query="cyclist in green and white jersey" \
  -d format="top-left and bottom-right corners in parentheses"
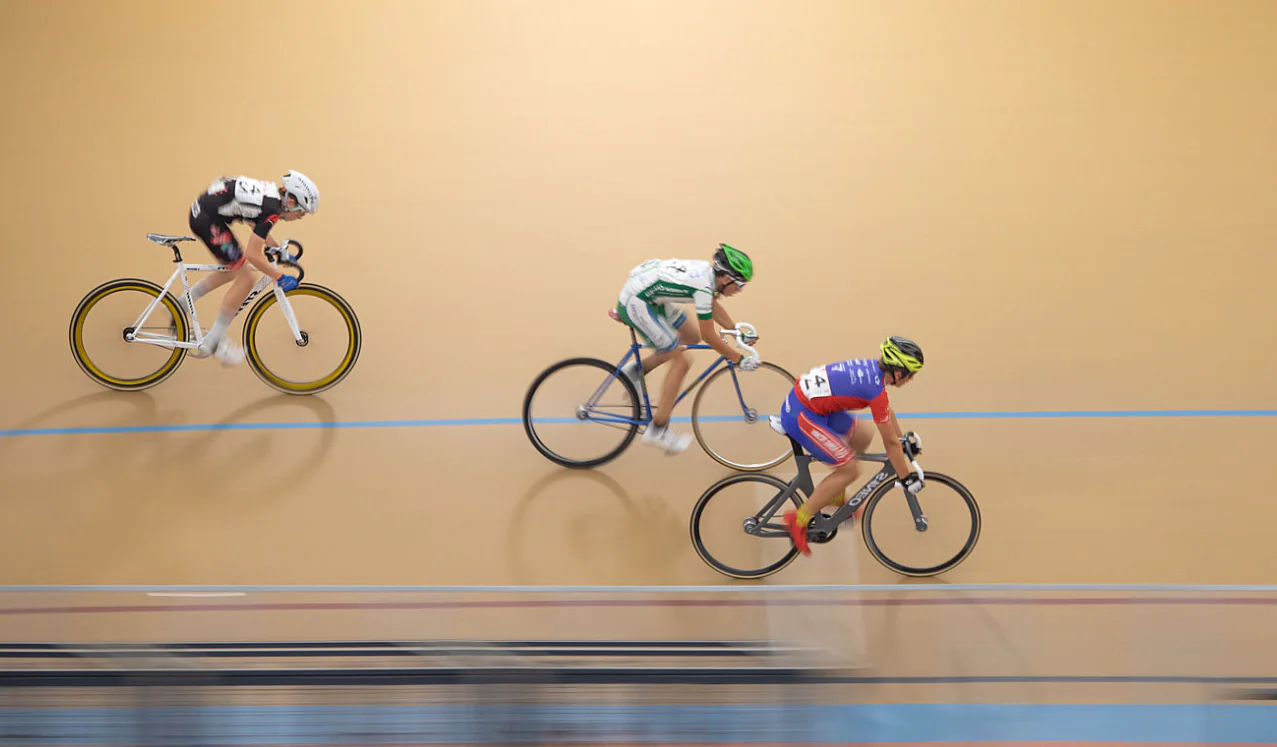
top-left (615, 243), bottom-right (756, 454)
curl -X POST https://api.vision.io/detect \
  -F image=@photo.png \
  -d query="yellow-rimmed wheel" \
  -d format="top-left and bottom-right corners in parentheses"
top-left (242, 284), bottom-right (361, 395)
top-left (69, 278), bottom-right (189, 392)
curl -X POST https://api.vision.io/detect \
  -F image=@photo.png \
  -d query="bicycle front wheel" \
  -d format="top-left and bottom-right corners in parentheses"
top-left (523, 358), bottom-right (641, 468)
top-left (691, 361), bottom-right (796, 472)
top-left (690, 472), bottom-right (802, 579)
top-left (861, 472), bottom-right (981, 577)
top-left (243, 284), bottom-right (362, 395)
top-left (69, 278), bottom-right (189, 392)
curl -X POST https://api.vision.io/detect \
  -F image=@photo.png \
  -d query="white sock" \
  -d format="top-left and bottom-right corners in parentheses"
top-left (182, 277), bottom-right (218, 314)
top-left (204, 311), bottom-right (233, 346)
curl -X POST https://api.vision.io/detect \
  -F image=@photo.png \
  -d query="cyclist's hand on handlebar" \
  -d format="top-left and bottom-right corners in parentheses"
top-left (900, 472), bottom-right (924, 494)
top-left (276, 275), bottom-right (299, 292)
top-left (738, 355), bottom-right (761, 372)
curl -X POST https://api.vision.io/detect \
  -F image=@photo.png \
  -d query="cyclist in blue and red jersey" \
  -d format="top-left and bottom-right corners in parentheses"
top-left (780, 336), bottom-right (926, 556)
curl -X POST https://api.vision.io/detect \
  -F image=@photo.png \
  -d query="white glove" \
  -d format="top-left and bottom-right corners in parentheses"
top-left (739, 355), bottom-right (761, 372)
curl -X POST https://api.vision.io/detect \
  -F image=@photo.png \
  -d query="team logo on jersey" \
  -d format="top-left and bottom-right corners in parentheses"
top-left (265, 214), bottom-right (279, 226)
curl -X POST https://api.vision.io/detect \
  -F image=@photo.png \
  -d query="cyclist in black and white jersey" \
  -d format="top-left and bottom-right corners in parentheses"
top-left (183, 170), bottom-right (320, 364)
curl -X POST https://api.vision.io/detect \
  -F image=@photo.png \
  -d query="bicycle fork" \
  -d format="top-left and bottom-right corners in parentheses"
top-left (243, 280), bottom-right (307, 346)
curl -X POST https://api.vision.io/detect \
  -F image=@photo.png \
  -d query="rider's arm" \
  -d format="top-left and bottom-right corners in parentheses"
top-left (698, 317), bottom-right (741, 361)
top-left (711, 299), bottom-right (736, 331)
top-left (870, 395), bottom-right (912, 477)
top-left (888, 410), bottom-right (906, 441)
top-left (877, 416), bottom-right (913, 478)
top-left (244, 212), bottom-right (286, 280)
top-left (242, 233), bottom-right (284, 280)
top-left (694, 289), bottom-right (743, 361)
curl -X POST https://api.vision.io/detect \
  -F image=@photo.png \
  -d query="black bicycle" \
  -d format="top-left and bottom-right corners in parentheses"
top-left (689, 418), bottom-right (981, 579)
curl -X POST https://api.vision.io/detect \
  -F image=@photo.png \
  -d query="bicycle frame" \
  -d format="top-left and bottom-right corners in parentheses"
top-left (126, 254), bottom-right (305, 351)
top-left (580, 325), bottom-right (758, 428)
top-left (748, 437), bottom-right (926, 539)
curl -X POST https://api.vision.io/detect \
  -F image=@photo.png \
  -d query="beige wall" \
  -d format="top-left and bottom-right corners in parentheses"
top-left (1, 0), bottom-right (1274, 423)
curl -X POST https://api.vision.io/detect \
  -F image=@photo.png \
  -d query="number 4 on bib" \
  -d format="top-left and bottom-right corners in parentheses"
top-left (798, 365), bottom-right (831, 399)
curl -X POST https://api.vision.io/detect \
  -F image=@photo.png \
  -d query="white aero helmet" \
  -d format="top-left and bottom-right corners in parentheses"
top-left (281, 170), bottom-right (320, 214)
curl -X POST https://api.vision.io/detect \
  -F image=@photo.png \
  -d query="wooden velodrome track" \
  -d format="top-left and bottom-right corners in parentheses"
top-left (0, 2), bottom-right (1275, 726)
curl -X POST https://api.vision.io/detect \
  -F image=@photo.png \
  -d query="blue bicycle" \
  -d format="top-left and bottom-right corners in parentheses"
top-left (522, 310), bottom-right (797, 470)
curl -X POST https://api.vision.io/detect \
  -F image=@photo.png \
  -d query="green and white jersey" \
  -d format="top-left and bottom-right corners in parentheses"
top-left (619, 258), bottom-right (716, 320)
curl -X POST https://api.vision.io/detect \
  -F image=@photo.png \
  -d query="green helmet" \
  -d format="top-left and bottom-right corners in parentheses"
top-left (713, 243), bottom-right (753, 283)
top-left (880, 336), bottom-right (924, 373)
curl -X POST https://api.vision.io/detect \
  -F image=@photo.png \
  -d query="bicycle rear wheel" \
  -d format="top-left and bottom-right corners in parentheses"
top-left (523, 358), bottom-right (641, 468)
top-left (69, 278), bottom-right (189, 392)
top-left (861, 472), bottom-right (981, 577)
top-left (691, 361), bottom-right (795, 471)
top-left (689, 472), bottom-right (802, 579)
top-left (243, 284), bottom-right (362, 395)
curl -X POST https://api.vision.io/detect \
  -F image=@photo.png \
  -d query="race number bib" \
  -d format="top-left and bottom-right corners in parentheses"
top-left (233, 178), bottom-right (268, 206)
top-left (798, 365), bottom-right (832, 399)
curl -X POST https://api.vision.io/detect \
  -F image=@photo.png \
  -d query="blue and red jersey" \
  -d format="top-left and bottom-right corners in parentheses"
top-left (793, 358), bottom-right (892, 424)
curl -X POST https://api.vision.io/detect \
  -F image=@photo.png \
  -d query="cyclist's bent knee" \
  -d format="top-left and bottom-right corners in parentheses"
top-left (831, 460), bottom-right (861, 481)
top-left (850, 423), bottom-right (874, 453)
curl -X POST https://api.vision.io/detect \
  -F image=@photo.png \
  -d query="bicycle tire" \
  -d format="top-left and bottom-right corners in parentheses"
top-left (861, 471), bottom-right (981, 577)
top-left (68, 278), bottom-right (189, 392)
top-left (522, 357), bottom-right (641, 468)
top-left (242, 283), bottom-right (362, 395)
top-left (689, 471), bottom-right (802, 579)
top-left (690, 361), bottom-right (796, 472)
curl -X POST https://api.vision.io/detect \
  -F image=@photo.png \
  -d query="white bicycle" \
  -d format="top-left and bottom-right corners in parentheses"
top-left (69, 233), bottom-right (362, 395)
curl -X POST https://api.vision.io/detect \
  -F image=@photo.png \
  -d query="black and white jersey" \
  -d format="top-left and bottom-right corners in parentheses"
top-left (190, 176), bottom-right (283, 239)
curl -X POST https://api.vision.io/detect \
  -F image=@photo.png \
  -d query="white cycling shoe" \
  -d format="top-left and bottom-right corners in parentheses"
top-left (213, 338), bottom-right (245, 368)
top-left (641, 423), bottom-right (692, 455)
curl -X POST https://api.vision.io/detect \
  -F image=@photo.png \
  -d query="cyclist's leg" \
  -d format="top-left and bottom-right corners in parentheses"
top-left (190, 213), bottom-right (251, 361)
top-left (618, 297), bottom-right (692, 452)
top-left (637, 305), bottom-right (697, 374)
top-left (779, 393), bottom-right (859, 554)
top-left (830, 415), bottom-right (875, 507)
top-left (185, 201), bottom-right (241, 315)
top-left (617, 301), bottom-right (693, 373)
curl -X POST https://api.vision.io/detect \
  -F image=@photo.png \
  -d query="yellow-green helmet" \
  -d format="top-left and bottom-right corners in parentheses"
top-left (880, 336), bottom-right (924, 373)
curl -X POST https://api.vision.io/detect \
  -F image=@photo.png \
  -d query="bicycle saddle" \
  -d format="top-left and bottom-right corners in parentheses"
top-left (147, 233), bottom-right (196, 245)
